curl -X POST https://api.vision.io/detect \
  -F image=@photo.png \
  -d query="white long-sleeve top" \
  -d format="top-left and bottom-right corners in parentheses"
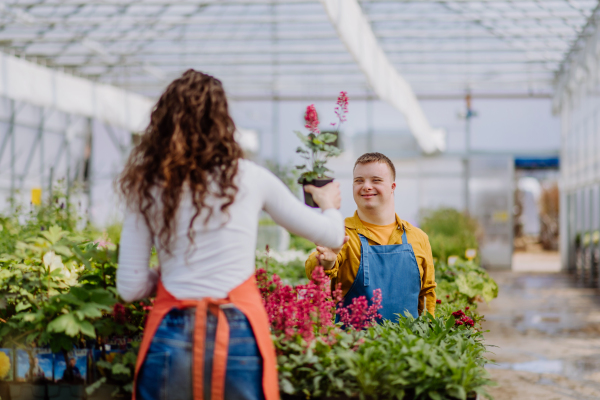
top-left (116, 159), bottom-right (344, 302)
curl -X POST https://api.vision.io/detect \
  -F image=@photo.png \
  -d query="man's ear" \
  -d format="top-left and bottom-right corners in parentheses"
top-left (391, 182), bottom-right (396, 193)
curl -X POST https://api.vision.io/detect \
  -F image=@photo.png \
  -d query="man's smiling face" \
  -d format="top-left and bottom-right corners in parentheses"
top-left (352, 162), bottom-right (396, 211)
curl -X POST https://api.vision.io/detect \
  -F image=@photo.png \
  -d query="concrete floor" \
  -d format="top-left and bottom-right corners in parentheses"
top-left (481, 252), bottom-right (600, 400)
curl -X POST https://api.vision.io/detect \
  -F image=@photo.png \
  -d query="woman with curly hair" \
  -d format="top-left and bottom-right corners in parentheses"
top-left (116, 70), bottom-right (344, 400)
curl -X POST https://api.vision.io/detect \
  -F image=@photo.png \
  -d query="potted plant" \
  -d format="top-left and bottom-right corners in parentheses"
top-left (295, 92), bottom-right (348, 207)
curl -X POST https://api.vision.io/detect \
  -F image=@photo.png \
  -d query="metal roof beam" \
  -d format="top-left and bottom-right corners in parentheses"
top-left (2, 12), bottom-right (590, 25)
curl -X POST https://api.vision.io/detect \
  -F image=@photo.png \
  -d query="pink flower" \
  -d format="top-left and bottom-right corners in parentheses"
top-left (142, 298), bottom-right (155, 312)
top-left (94, 238), bottom-right (112, 250)
top-left (336, 288), bottom-right (382, 330)
top-left (256, 266), bottom-right (338, 342)
top-left (304, 105), bottom-right (320, 134)
top-left (334, 91), bottom-right (349, 123)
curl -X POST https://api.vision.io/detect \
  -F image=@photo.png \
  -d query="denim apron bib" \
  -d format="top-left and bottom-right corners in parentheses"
top-left (339, 227), bottom-right (421, 321)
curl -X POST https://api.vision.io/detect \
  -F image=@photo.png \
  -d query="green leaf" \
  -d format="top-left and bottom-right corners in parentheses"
top-left (47, 314), bottom-right (80, 337)
top-left (96, 360), bottom-right (113, 369)
top-left (111, 363), bottom-right (131, 377)
top-left (41, 225), bottom-right (68, 245)
top-left (79, 320), bottom-right (96, 338)
top-left (86, 377), bottom-right (106, 395)
top-left (77, 303), bottom-right (105, 318)
top-left (90, 289), bottom-right (116, 306)
top-left (294, 131), bottom-right (310, 145)
top-left (15, 301), bottom-right (31, 312)
top-left (53, 245), bottom-right (74, 257)
top-left (317, 133), bottom-right (337, 143)
top-left (69, 286), bottom-right (90, 301)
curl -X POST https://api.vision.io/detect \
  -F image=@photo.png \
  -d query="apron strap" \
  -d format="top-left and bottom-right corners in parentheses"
top-left (192, 302), bottom-right (208, 400)
top-left (210, 305), bottom-right (230, 400)
top-left (359, 234), bottom-right (370, 286)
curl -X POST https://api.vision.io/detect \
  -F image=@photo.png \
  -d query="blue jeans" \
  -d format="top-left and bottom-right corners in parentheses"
top-left (137, 306), bottom-right (265, 400)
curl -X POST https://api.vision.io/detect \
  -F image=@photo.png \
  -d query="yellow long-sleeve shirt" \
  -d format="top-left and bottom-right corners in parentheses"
top-left (305, 211), bottom-right (437, 316)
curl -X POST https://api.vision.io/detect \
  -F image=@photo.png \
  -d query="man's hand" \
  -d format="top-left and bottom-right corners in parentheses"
top-left (316, 235), bottom-right (349, 270)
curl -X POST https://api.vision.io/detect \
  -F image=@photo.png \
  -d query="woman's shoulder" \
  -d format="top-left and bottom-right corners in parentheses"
top-left (237, 159), bottom-right (272, 179)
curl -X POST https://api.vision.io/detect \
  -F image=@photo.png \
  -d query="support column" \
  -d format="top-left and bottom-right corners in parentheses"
top-left (9, 99), bottom-right (16, 208)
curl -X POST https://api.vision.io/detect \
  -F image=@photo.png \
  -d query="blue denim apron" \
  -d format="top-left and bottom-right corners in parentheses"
top-left (338, 227), bottom-right (421, 322)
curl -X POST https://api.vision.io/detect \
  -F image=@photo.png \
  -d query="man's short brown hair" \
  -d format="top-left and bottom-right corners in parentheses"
top-left (354, 152), bottom-right (396, 180)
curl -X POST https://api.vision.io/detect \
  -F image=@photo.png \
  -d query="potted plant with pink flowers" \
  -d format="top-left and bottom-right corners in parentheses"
top-left (295, 92), bottom-right (348, 207)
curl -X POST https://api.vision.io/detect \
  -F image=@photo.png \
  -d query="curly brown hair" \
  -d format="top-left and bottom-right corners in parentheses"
top-left (119, 69), bottom-right (243, 253)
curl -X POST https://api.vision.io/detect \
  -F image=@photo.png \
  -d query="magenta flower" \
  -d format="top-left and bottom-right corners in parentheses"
top-left (336, 289), bottom-right (382, 330)
top-left (304, 104), bottom-right (320, 135)
top-left (256, 265), bottom-right (382, 344)
top-left (334, 91), bottom-right (349, 123)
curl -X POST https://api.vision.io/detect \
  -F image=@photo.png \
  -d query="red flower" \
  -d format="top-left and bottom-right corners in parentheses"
top-left (436, 299), bottom-right (442, 304)
top-left (304, 105), bottom-right (320, 134)
top-left (465, 306), bottom-right (470, 310)
top-left (452, 310), bottom-right (465, 318)
top-left (112, 303), bottom-right (127, 324)
top-left (336, 288), bottom-right (382, 330)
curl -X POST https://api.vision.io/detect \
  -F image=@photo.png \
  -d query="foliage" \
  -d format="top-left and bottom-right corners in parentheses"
top-left (275, 311), bottom-right (494, 400)
top-left (435, 259), bottom-right (499, 310)
top-left (259, 265), bottom-right (494, 399)
top-left (295, 93), bottom-right (348, 183)
top-left (420, 208), bottom-right (479, 263)
top-left (0, 188), bottom-right (150, 388)
top-left (289, 233), bottom-right (316, 253)
top-left (255, 247), bottom-right (310, 286)
top-left (87, 342), bottom-right (139, 398)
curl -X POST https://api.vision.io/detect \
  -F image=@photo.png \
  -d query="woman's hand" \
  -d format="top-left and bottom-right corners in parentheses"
top-left (304, 182), bottom-right (341, 210)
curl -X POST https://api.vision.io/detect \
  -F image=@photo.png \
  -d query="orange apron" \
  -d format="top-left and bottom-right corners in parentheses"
top-left (132, 275), bottom-right (279, 400)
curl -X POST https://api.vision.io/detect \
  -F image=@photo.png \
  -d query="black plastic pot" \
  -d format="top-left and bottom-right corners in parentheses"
top-left (301, 177), bottom-right (334, 208)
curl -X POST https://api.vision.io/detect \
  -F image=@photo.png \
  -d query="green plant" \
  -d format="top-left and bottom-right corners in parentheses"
top-left (275, 313), bottom-right (494, 400)
top-left (435, 259), bottom-right (499, 309)
top-left (295, 93), bottom-right (347, 183)
top-left (87, 342), bottom-right (139, 398)
top-left (289, 233), bottom-right (316, 253)
top-left (0, 187), bottom-right (149, 387)
top-left (420, 208), bottom-right (479, 263)
top-left (255, 247), bottom-right (309, 287)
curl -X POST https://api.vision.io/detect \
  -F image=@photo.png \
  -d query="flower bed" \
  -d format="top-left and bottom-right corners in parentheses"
top-left (257, 260), bottom-right (496, 400)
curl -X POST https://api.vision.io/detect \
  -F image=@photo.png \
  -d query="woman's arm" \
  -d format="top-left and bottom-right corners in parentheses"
top-left (259, 167), bottom-right (345, 249)
top-left (116, 209), bottom-right (158, 302)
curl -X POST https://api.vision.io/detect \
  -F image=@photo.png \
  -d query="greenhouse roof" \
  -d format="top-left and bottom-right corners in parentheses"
top-left (0, 0), bottom-right (598, 100)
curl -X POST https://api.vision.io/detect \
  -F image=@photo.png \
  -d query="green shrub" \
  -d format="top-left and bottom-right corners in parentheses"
top-left (276, 313), bottom-right (494, 400)
top-left (420, 208), bottom-right (479, 263)
top-left (435, 259), bottom-right (499, 310)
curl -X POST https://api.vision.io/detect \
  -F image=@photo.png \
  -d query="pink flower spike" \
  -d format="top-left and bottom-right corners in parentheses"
top-left (304, 104), bottom-right (320, 134)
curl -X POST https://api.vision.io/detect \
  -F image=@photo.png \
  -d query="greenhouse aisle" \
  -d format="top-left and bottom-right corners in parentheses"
top-left (481, 255), bottom-right (600, 400)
